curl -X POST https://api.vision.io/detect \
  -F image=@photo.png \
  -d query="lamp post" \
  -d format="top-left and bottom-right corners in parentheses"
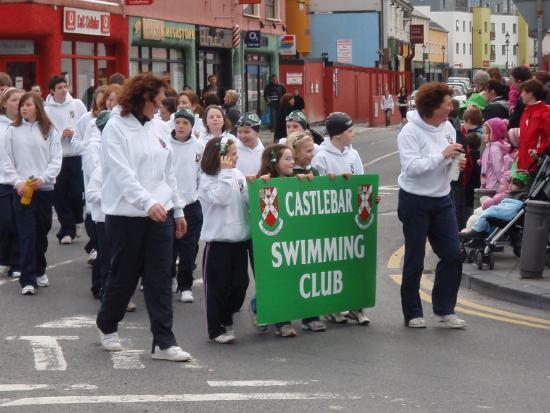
top-left (422, 43), bottom-right (427, 79)
top-left (505, 31), bottom-right (510, 74)
top-left (441, 45), bottom-right (446, 82)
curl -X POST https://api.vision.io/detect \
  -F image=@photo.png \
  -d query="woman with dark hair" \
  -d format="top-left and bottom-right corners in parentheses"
top-left (223, 89), bottom-right (241, 134)
top-left (397, 82), bottom-right (467, 329)
top-left (397, 86), bottom-right (409, 125)
top-left (95, 74), bottom-right (191, 362)
top-left (3, 92), bottom-right (62, 295)
top-left (518, 79), bottom-right (550, 172)
top-left (274, 93), bottom-right (294, 142)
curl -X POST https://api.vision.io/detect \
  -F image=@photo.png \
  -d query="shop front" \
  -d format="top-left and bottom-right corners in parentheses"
top-left (0, 4), bottom-right (127, 99)
top-left (242, 34), bottom-right (280, 117)
top-left (196, 26), bottom-right (233, 97)
top-left (129, 17), bottom-right (196, 92)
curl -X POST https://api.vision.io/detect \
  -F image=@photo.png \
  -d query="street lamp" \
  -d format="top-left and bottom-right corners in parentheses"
top-left (441, 45), bottom-right (446, 82)
top-left (505, 32), bottom-right (510, 73)
top-left (422, 44), bottom-right (427, 78)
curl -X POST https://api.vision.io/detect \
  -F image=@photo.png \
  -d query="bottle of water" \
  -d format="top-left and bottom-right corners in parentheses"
top-left (448, 151), bottom-right (465, 181)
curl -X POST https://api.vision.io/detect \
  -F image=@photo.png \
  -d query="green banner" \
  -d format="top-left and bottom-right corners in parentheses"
top-left (248, 175), bottom-right (378, 325)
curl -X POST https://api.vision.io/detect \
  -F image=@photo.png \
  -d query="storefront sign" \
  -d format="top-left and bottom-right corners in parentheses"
top-left (286, 72), bottom-right (303, 85)
top-left (64, 8), bottom-right (110, 36)
top-left (136, 18), bottom-right (195, 42)
top-left (126, 0), bottom-right (154, 4)
top-left (410, 25), bottom-right (425, 44)
top-left (199, 26), bottom-right (232, 48)
top-left (249, 176), bottom-right (378, 324)
top-left (280, 35), bottom-right (296, 56)
top-left (245, 31), bottom-right (261, 48)
top-left (0, 40), bottom-right (34, 55)
top-left (336, 39), bottom-right (352, 64)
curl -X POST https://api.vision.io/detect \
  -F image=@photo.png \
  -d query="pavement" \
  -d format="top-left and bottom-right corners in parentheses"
top-left (461, 248), bottom-right (550, 311)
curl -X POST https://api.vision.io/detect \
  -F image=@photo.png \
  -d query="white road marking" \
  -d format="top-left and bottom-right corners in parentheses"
top-left (379, 185), bottom-right (399, 191)
top-left (46, 259), bottom-right (75, 270)
top-left (181, 358), bottom-right (204, 369)
top-left (0, 384), bottom-right (50, 392)
top-left (0, 278), bottom-right (18, 286)
top-left (18, 336), bottom-right (78, 371)
top-left (111, 350), bottom-right (145, 370)
top-left (1, 392), bottom-right (358, 406)
top-left (36, 315), bottom-right (143, 329)
top-left (207, 380), bottom-right (316, 387)
top-left (363, 150), bottom-right (399, 167)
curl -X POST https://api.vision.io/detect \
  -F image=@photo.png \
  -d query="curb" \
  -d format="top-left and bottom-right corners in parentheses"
top-left (461, 269), bottom-right (550, 311)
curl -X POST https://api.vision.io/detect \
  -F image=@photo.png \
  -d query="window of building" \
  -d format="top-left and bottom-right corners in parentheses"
top-left (265, 0), bottom-right (280, 20)
top-left (485, 44), bottom-right (488, 54)
top-left (243, 4), bottom-right (260, 17)
top-left (470, 43), bottom-right (472, 55)
top-left (61, 40), bottom-right (116, 100)
top-left (469, 21), bottom-right (472, 32)
top-left (484, 21), bottom-right (488, 32)
top-left (513, 24), bottom-right (517, 34)
top-left (463, 21), bottom-right (465, 32)
top-left (456, 20), bottom-right (460, 31)
top-left (129, 46), bottom-right (186, 92)
top-left (456, 42), bottom-right (460, 54)
top-left (513, 44), bottom-right (518, 56)
top-left (491, 44), bottom-right (495, 59)
top-left (491, 23), bottom-right (495, 33)
top-left (502, 45), bottom-right (506, 56)
top-left (502, 23), bottom-right (506, 34)
top-left (463, 43), bottom-right (466, 54)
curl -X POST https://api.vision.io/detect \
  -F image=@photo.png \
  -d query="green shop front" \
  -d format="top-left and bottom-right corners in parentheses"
top-left (129, 17), bottom-right (196, 92)
top-left (239, 33), bottom-right (280, 117)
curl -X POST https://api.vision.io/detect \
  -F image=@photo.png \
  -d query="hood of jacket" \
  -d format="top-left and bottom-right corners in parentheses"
top-left (406, 110), bottom-right (454, 136)
top-left (45, 92), bottom-right (75, 107)
top-left (485, 117), bottom-right (509, 142)
top-left (0, 114), bottom-right (12, 127)
top-left (322, 138), bottom-right (352, 156)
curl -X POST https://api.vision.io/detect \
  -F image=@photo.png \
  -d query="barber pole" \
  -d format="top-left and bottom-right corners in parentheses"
top-left (232, 24), bottom-right (241, 49)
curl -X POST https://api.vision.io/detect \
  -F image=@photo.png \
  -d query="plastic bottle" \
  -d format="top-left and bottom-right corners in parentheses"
top-left (20, 176), bottom-right (34, 206)
top-left (448, 151), bottom-right (466, 181)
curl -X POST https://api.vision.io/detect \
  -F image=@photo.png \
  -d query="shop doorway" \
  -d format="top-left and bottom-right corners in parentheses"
top-left (0, 57), bottom-right (38, 91)
top-left (197, 49), bottom-right (231, 99)
top-left (245, 63), bottom-right (269, 117)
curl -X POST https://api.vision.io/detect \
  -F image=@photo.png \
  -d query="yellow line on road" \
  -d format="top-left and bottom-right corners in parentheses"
top-left (387, 245), bottom-right (404, 269)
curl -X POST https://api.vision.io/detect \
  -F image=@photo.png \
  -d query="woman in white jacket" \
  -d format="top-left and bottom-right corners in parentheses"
top-left (95, 74), bottom-right (191, 362)
top-left (3, 92), bottom-right (62, 295)
top-left (397, 83), bottom-right (467, 329)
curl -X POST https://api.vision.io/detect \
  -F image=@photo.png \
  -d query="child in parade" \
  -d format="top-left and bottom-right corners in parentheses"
top-left (176, 91), bottom-right (205, 138)
top-left (312, 112), bottom-right (370, 326)
top-left (235, 112), bottom-right (264, 177)
top-left (170, 108), bottom-right (204, 304)
top-left (286, 131), bottom-right (319, 176)
top-left (0, 87), bottom-right (22, 278)
top-left (199, 105), bottom-right (236, 146)
top-left (279, 110), bottom-right (324, 149)
top-left (3, 92), bottom-right (62, 295)
top-left (199, 137), bottom-right (250, 344)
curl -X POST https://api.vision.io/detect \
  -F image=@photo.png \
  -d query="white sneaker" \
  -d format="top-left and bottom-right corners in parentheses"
top-left (438, 314), bottom-right (466, 329)
top-left (0, 265), bottom-right (8, 276)
top-left (9, 271), bottom-right (21, 279)
top-left (36, 274), bottom-right (49, 287)
top-left (178, 290), bottom-right (194, 303)
top-left (151, 345), bottom-right (191, 362)
top-left (75, 224), bottom-right (83, 238)
top-left (60, 235), bottom-right (72, 245)
top-left (302, 320), bottom-right (327, 332)
top-left (21, 285), bottom-right (35, 295)
top-left (171, 278), bottom-right (178, 293)
top-left (87, 249), bottom-right (97, 265)
top-left (324, 312), bottom-right (348, 324)
top-left (407, 317), bottom-right (427, 328)
top-left (209, 333), bottom-right (236, 344)
top-left (126, 301), bottom-right (137, 312)
top-left (345, 309), bottom-right (371, 326)
top-left (224, 325), bottom-right (234, 336)
top-left (97, 328), bottom-right (123, 351)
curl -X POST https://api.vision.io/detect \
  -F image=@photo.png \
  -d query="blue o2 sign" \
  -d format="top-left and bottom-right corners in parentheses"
top-left (245, 31), bottom-right (261, 48)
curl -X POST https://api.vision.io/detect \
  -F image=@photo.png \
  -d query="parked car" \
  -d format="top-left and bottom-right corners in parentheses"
top-left (448, 77), bottom-right (471, 88)
top-left (447, 82), bottom-right (467, 96)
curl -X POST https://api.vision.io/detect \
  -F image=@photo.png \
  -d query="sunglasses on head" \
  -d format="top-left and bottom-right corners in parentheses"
top-left (238, 120), bottom-right (260, 127)
top-left (286, 114), bottom-right (304, 122)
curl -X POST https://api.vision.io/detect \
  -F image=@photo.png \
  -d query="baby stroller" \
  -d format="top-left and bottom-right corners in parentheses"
top-left (461, 154), bottom-right (550, 270)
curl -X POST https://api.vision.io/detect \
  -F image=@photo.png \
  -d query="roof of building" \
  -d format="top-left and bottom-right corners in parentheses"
top-left (412, 8), bottom-right (430, 20)
top-left (429, 20), bottom-right (448, 32)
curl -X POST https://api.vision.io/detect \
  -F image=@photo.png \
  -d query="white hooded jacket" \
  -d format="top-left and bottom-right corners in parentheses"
top-left (397, 110), bottom-right (456, 197)
top-left (44, 93), bottom-right (87, 157)
top-left (169, 133), bottom-right (204, 206)
top-left (101, 112), bottom-right (184, 218)
top-left (236, 138), bottom-right (264, 177)
top-left (0, 115), bottom-right (13, 185)
top-left (3, 120), bottom-right (62, 190)
top-left (82, 122), bottom-right (103, 221)
top-left (199, 168), bottom-right (250, 242)
top-left (311, 139), bottom-right (364, 176)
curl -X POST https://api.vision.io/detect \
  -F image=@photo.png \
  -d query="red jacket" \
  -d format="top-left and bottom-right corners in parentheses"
top-left (518, 101), bottom-right (550, 171)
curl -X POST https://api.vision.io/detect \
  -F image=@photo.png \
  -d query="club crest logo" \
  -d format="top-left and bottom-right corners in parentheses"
top-left (69, 110), bottom-right (75, 119)
top-left (355, 184), bottom-right (374, 230)
top-left (258, 187), bottom-right (284, 236)
top-left (195, 153), bottom-right (202, 163)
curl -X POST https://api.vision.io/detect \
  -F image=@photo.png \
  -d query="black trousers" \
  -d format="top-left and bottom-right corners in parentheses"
top-left (0, 185), bottom-right (19, 271)
top-left (397, 189), bottom-right (463, 322)
top-left (54, 156), bottom-right (84, 240)
top-left (97, 213), bottom-right (177, 350)
top-left (95, 221), bottom-right (112, 299)
top-left (84, 213), bottom-right (97, 253)
top-left (13, 190), bottom-right (54, 288)
top-left (173, 201), bottom-right (203, 292)
top-left (203, 240), bottom-right (250, 339)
